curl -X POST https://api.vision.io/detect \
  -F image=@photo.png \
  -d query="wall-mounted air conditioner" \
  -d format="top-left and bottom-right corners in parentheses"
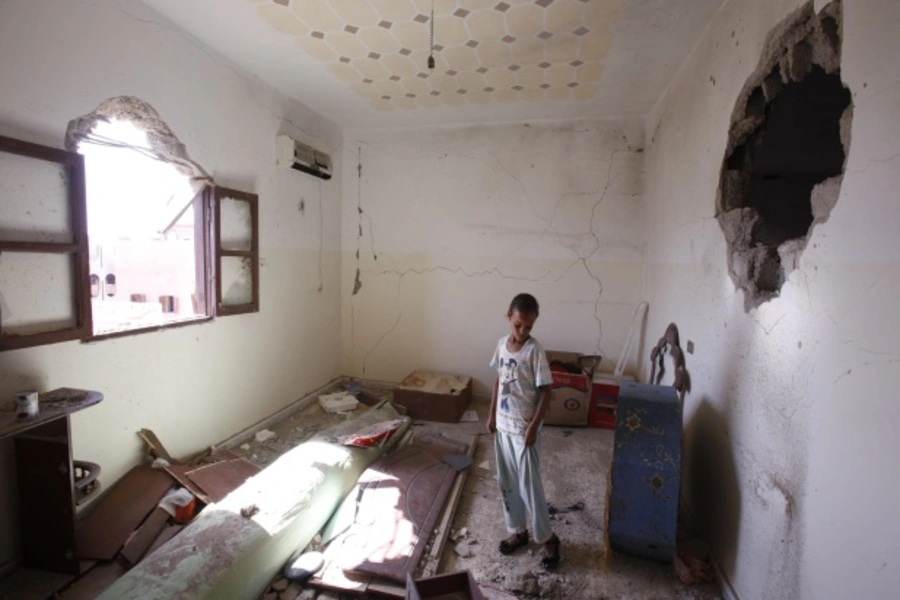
top-left (276, 135), bottom-right (332, 180)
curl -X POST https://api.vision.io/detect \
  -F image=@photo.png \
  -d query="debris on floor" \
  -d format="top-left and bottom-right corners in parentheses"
top-left (459, 409), bottom-right (480, 423)
top-left (59, 430), bottom-right (261, 598)
top-left (674, 532), bottom-right (717, 585)
top-left (255, 428), bottom-right (278, 443)
top-left (318, 392), bottom-right (359, 414)
top-left (547, 500), bottom-right (585, 515)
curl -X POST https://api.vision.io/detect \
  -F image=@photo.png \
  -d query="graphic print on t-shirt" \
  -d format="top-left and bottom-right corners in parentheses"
top-left (491, 335), bottom-right (552, 435)
top-left (499, 357), bottom-right (518, 413)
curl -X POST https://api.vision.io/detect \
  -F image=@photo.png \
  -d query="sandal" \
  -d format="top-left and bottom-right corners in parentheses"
top-left (498, 531), bottom-right (529, 555)
top-left (541, 534), bottom-right (561, 569)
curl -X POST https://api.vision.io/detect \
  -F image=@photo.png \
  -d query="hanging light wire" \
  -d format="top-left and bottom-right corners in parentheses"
top-left (428, 0), bottom-right (435, 69)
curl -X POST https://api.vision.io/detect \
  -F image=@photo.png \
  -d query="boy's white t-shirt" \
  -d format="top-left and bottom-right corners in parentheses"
top-left (490, 335), bottom-right (553, 435)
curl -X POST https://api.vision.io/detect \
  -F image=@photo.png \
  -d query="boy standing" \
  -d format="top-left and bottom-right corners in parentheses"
top-left (487, 293), bottom-right (561, 569)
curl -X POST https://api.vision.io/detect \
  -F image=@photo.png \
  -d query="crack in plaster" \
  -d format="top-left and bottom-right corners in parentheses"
top-left (353, 144), bottom-right (638, 373)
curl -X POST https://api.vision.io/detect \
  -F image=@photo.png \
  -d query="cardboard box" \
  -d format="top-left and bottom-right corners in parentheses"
top-left (393, 371), bottom-right (473, 423)
top-left (545, 350), bottom-right (596, 427)
top-left (406, 571), bottom-right (485, 600)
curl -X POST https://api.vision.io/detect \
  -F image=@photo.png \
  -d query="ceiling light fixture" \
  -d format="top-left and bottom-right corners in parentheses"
top-left (427, 0), bottom-right (435, 70)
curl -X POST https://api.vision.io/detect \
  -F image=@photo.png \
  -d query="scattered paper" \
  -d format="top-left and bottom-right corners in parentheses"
top-left (459, 409), bottom-right (479, 423)
top-left (240, 443), bottom-right (250, 451)
top-left (158, 487), bottom-right (195, 517)
top-left (255, 429), bottom-right (277, 443)
top-left (478, 460), bottom-right (491, 472)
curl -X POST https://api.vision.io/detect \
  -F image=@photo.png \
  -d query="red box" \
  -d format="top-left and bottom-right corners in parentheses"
top-left (591, 404), bottom-right (617, 429)
top-left (589, 375), bottom-right (633, 429)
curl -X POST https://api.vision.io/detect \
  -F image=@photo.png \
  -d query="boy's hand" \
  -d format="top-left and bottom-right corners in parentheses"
top-left (524, 423), bottom-right (538, 447)
top-left (486, 415), bottom-right (496, 434)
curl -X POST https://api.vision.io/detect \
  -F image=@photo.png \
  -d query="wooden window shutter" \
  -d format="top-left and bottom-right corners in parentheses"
top-left (0, 135), bottom-right (91, 350)
top-left (213, 186), bottom-right (259, 316)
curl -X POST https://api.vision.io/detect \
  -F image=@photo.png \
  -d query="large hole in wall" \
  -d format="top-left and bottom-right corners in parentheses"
top-left (717, 1), bottom-right (852, 310)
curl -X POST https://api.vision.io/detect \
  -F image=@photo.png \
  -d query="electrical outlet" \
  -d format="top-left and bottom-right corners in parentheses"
top-left (686, 340), bottom-right (695, 354)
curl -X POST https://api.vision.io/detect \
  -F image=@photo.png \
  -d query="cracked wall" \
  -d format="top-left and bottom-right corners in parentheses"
top-left (0, 0), bottom-right (343, 570)
top-left (341, 119), bottom-right (646, 393)
top-left (641, 0), bottom-right (900, 599)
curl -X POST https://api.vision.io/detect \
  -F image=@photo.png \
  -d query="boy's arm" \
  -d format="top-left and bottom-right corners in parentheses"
top-left (487, 376), bottom-right (499, 434)
top-left (525, 385), bottom-right (552, 447)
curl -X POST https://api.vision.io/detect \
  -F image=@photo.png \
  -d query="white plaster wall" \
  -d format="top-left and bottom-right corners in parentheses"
top-left (0, 0), bottom-right (342, 568)
top-left (640, 0), bottom-right (900, 599)
top-left (340, 119), bottom-right (647, 393)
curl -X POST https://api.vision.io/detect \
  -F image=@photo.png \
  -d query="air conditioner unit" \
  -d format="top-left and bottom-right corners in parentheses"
top-left (276, 135), bottom-right (332, 180)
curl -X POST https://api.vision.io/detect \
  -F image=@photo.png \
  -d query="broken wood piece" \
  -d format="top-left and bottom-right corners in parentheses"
top-left (364, 578), bottom-right (407, 598)
top-left (120, 507), bottom-right (170, 567)
top-left (159, 448), bottom-right (243, 505)
top-left (303, 561), bottom-right (371, 595)
top-left (75, 466), bottom-right (174, 561)
top-left (323, 433), bottom-right (470, 582)
top-left (419, 434), bottom-right (478, 578)
top-left (162, 464), bottom-right (211, 504)
top-left (185, 457), bottom-right (261, 503)
top-left (144, 523), bottom-right (183, 558)
top-left (137, 429), bottom-right (177, 464)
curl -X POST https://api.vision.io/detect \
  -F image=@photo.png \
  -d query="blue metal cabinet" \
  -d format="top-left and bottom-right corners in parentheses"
top-left (608, 382), bottom-right (682, 561)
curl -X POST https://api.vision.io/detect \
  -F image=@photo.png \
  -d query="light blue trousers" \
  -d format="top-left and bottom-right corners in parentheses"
top-left (494, 429), bottom-right (553, 544)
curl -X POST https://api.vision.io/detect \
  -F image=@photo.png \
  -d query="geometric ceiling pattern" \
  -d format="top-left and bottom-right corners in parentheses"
top-left (246, 0), bottom-right (622, 111)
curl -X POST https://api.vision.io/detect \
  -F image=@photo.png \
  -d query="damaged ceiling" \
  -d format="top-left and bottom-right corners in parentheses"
top-left (136, 0), bottom-right (725, 129)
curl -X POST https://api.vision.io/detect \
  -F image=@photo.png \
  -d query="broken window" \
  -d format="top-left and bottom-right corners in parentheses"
top-left (716, 1), bottom-right (852, 310)
top-left (0, 97), bottom-right (260, 351)
top-left (76, 117), bottom-right (212, 335)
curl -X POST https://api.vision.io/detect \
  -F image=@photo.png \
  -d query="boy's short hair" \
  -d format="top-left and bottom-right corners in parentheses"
top-left (508, 293), bottom-right (540, 316)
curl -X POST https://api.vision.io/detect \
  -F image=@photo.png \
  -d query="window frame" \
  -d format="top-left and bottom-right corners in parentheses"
top-left (86, 185), bottom-right (216, 342)
top-left (0, 135), bottom-right (92, 351)
top-left (213, 186), bottom-right (260, 316)
top-left (1, 134), bottom-right (262, 352)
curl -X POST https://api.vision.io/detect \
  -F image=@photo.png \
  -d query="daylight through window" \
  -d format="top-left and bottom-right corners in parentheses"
top-left (78, 119), bottom-right (210, 335)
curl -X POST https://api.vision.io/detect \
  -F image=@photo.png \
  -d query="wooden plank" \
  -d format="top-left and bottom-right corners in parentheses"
top-left (365, 579), bottom-right (407, 598)
top-left (419, 433), bottom-right (478, 578)
top-left (162, 464), bottom-right (210, 504)
top-left (329, 434), bottom-right (470, 583)
top-left (120, 507), bottom-right (170, 567)
top-left (144, 523), bottom-right (183, 558)
top-left (75, 466), bottom-right (174, 560)
top-left (186, 458), bottom-right (261, 503)
top-left (307, 565), bottom-right (371, 596)
top-left (137, 428), bottom-right (178, 464)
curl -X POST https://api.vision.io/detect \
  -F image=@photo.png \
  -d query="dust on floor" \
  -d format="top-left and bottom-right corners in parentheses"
top-left (235, 393), bottom-right (722, 600)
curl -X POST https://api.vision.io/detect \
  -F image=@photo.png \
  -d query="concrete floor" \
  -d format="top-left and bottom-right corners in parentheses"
top-left (239, 391), bottom-right (723, 600)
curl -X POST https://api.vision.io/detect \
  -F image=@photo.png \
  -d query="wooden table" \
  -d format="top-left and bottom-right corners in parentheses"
top-left (0, 388), bottom-right (103, 575)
